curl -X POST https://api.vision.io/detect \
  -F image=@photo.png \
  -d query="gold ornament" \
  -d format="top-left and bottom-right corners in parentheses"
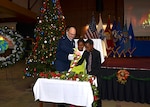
top-left (42, 44), bottom-right (45, 49)
top-left (33, 55), bottom-right (37, 60)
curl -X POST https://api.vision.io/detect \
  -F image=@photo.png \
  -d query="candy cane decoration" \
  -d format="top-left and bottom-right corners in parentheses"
top-left (68, 48), bottom-right (81, 72)
top-left (68, 54), bottom-right (80, 72)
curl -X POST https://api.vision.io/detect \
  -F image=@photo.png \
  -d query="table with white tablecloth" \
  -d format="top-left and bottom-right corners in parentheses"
top-left (33, 78), bottom-right (94, 107)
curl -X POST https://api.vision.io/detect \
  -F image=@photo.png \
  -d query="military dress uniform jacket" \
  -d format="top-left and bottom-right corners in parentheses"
top-left (55, 35), bottom-right (75, 72)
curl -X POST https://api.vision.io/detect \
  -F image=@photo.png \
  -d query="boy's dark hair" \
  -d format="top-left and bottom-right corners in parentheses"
top-left (85, 39), bottom-right (93, 45)
top-left (77, 38), bottom-right (85, 44)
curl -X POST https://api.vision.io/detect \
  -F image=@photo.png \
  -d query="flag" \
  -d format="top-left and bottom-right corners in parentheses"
top-left (111, 19), bottom-right (117, 42)
top-left (111, 19), bottom-right (119, 57)
top-left (128, 22), bottom-right (136, 50)
top-left (104, 15), bottom-right (114, 48)
top-left (97, 14), bottom-right (103, 32)
top-left (105, 15), bottom-right (111, 33)
top-left (97, 14), bottom-right (105, 40)
top-left (104, 15), bottom-right (114, 57)
top-left (97, 14), bottom-right (107, 57)
top-left (116, 21), bottom-right (122, 35)
top-left (128, 22), bottom-right (136, 57)
top-left (116, 21), bottom-right (124, 55)
top-left (123, 22), bottom-right (131, 53)
top-left (85, 16), bottom-right (98, 39)
top-left (116, 21), bottom-right (122, 43)
top-left (112, 19), bottom-right (117, 31)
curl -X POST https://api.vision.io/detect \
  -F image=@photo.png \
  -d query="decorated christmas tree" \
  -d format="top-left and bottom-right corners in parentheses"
top-left (24, 0), bottom-right (65, 77)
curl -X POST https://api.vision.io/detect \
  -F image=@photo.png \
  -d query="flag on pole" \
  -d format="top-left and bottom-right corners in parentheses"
top-left (116, 21), bottom-right (122, 35)
top-left (97, 14), bottom-right (105, 40)
top-left (123, 22), bottom-right (131, 53)
top-left (128, 22), bottom-right (136, 50)
top-left (84, 16), bottom-right (98, 39)
top-left (116, 21), bottom-right (123, 48)
top-left (116, 20), bottom-right (124, 57)
top-left (104, 15), bottom-right (114, 57)
top-left (112, 19), bottom-right (117, 31)
top-left (105, 15), bottom-right (112, 30)
top-left (97, 14), bottom-right (107, 57)
top-left (128, 22), bottom-right (136, 57)
top-left (104, 15), bottom-right (112, 40)
top-left (97, 14), bottom-right (104, 32)
top-left (111, 19), bottom-right (117, 43)
top-left (111, 18), bottom-right (119, 57)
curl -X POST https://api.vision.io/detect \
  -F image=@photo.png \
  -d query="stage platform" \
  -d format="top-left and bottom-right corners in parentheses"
top-left (101, 57), bottom-right (150, 70)
top-left (99, 57), bottom-right (150, 104)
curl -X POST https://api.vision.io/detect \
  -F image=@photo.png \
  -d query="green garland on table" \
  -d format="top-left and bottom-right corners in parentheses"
top-left (101, 69), bottom-right (150, 84)
top-left (38, 71), bottom-right (99, 107)
top-left (102, 73), bottom-right (116, 80)
top-left (130, 75), bottom-right (150, 81)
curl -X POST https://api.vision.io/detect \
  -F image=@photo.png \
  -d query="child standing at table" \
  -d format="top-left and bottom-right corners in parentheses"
top-left (76, 39), bottom-right (102, 107)
top-left (68, 38), bottom-right (86, 74)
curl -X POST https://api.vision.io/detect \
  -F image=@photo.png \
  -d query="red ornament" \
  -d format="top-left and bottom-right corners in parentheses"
top-left (39, 72), bottom-right (45, 77)
top-left (36, 36), bottom-right (40, 41)
top-left (94, 95), bottom-right (98, 101)
top-left (34, 68), bottom-right (37, 72)
top-left (50, 72), bottom-right (57, 77)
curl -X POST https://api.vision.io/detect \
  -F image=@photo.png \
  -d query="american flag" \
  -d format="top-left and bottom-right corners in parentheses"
top-left (84, 16), bottom-right (98, 39)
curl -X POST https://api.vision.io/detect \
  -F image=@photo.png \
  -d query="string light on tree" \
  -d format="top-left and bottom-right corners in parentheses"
top-left (24, 0), bottom-right (65, 78)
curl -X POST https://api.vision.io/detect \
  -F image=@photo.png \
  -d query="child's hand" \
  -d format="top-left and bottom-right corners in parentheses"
top-left (74, 51), bottom-right (81, 56)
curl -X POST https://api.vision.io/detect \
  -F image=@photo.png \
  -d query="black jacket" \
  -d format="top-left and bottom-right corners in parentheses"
top-left (77, 48), bottom-right (101, 76)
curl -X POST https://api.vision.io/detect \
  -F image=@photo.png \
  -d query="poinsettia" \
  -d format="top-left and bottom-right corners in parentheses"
top-left (117, 69), bottom-right (130, 84)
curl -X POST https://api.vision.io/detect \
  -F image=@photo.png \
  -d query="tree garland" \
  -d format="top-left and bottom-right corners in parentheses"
top-left (0, 26), bottom-right (24, 68)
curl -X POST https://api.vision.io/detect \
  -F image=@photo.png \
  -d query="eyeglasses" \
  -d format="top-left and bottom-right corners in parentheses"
top-left (68, 32), bottom-right (76, 36)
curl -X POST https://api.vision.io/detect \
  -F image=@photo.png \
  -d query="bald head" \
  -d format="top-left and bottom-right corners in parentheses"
top-left (67, 27), bottom-right (76, 40)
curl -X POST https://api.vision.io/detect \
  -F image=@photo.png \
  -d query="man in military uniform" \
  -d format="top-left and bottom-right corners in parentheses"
top-left (55, 27), bottom-right (76, 72)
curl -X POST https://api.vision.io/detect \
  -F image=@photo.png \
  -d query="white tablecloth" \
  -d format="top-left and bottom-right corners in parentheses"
top-left (74, 39), bottom-right (105, 63)
top-left (33, 78), bottom-right (94, 107)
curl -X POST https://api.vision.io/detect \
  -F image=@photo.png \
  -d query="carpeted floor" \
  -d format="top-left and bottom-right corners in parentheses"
top-left (0, 60), bottom-right (149, 107)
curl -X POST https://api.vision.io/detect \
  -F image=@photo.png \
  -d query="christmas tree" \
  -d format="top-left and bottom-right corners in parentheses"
top-left (24, 0), bottom-right (65, 77)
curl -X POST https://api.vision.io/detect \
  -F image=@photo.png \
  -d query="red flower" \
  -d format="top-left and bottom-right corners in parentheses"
top-left (117, 70), bottom-right (130, 84)
top-left (56, 73), bottom-right (61, 77)
top-left (50, 72), bottom-right (57, 77)
top-left (44, 73), bottom-right (48, 78)
top-left (94, 95), bottom-right (98, 101)
top-left (88, 78), bottom-right (93, 84)
top-left (39, 72), bottom-right (45, 77)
